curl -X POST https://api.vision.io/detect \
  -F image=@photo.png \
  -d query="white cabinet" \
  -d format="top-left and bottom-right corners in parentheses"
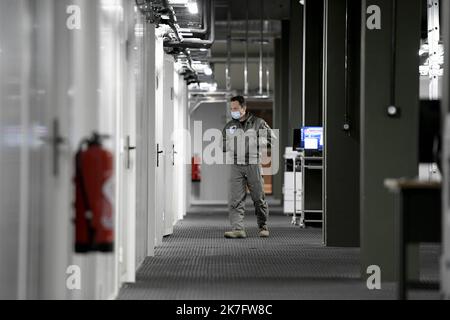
top-left (283, 172), bottom-right (302, 214)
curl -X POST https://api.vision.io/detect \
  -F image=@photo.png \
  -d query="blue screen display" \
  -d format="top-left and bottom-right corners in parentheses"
top-left (301, 127), bottom-right (323, 151)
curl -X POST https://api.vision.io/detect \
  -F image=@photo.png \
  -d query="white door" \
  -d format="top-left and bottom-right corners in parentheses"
top-left (25, 0), bottom-right (73, 299)
top-left (25, 0), bottom-right (54, 300)
top-left (118, 10), bottom-right (137, 284)
top-left (173, 74), bottom-right (188, 222)
top-left (0, 0), bottom-right (128, 300)
top-left (154, 37), bottom-right (166, 246)
top-left (143, 23), bottom-right (157, 257)
top-left (163, 56), bottom-right (175, 236)
top-left (4, 0), bottom-right (69, 300)
top-left (40, 0), bottom-right (73, 300)
top-left (118, 110), bottom-right (137, 284)
top-left (0, 0), bottom-right (36, 299)
top-left (131, 5), bottom-right (150, 269)
top-left (73, 0), bottom-right (123, 299)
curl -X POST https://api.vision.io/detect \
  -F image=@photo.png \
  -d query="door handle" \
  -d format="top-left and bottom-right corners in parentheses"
top-left (157, 144), bottom-right (164, 167)
top-left (125, 136), bottom-right (136, 170)
top-left (40, 119), bottom-right (66, 177)
top-left (172, 144), bottom-right (178, 166)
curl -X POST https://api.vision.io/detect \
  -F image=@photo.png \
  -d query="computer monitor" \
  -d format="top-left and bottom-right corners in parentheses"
top-left (301, 127), bottom-right (324, 152)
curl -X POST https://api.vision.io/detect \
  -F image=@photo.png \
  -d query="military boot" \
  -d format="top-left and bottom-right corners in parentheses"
top-left (259, 226), bottom-right (270, 238)
top-left (224, 230), bottom-right (247, 239)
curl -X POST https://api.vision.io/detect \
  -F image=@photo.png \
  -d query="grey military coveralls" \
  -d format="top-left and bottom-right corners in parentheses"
top-left (222, 113), bottom-right (274, 231)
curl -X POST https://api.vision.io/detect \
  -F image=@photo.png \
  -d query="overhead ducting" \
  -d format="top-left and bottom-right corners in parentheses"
top-left (160, 0), bottom-right (183, 42)
top-left (135, 0), bottom-right (183, 42)
top-left (164, 0), bottom-right (215, 49)
top-left (136, 0), bottom-right (216, 83)
top-left (178, 0), bottom-right (210, 37)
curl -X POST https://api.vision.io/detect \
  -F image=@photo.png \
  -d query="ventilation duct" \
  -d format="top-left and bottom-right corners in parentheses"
top-left (164, 0), bottom-right (215, 49)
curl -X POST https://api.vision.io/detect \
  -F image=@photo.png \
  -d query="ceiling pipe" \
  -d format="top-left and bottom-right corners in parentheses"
top-left (179, 0), bottom-right (210, 36)
top-left (164, 0), bottom-right (215, 49)
top-left (189, 99), bottom-right (229, 115)
top-left (266, 48), bottom-right (270, 97)
top-left (258, 0), bottom-right (264, 96)
top-left (160, 0), bottom-right (183, 42)
top-left (244, 0), bottom-right (249, 96)
top-left (226, 3), bottom-right (232, 92)
top-left (210, 57), bottom-right (275, 64)
top-left (181, 49), bottom-right (196, 72)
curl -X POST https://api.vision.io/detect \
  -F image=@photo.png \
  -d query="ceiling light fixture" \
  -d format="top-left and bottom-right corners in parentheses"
top-left (204, 67), bottom-right (213, 76)
top-left (187, 0), bottom-right (198, 14)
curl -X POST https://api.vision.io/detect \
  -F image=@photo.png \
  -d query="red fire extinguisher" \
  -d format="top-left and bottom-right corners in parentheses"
top-left (192, 155), bottom-right (201, 182)
top-left (74, 133), bottom-right (114, 253)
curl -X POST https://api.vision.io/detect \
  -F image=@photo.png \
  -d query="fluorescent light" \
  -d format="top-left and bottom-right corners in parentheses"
top-left (198, 82), bottom-right (217, 91)
top-left (168, 0), bottom-right (189, 4)
top-left (204, 67), bottom-right (213, 76)
top-left (187, 1), bottom-right (198, 14)
top-left (208, 83), bottom-right (217, 92)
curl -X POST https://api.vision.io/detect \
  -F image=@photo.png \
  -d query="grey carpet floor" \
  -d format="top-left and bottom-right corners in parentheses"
top-left (117, 206), bottom-right (440, 300)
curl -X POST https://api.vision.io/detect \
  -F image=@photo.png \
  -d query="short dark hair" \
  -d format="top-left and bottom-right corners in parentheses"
top-left (231, 96), bottom-right (246, 107)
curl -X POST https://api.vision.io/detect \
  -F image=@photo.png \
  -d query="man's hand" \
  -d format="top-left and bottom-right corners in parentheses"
top-left (258, 121), bottom-right (276, 149)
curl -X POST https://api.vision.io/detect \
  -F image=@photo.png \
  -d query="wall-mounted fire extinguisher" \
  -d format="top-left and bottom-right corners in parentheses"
top-left (191, 155), bottom-right (201, 182)
top-left (74, 132), bottom-right (114, 253)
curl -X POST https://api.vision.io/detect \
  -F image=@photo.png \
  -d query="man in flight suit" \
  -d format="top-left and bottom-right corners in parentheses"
top-left (222, 96), bottom-right (274, 239)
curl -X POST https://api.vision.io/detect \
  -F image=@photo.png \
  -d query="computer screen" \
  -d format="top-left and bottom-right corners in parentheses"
top-left (301, 127), bottom-right (323, 151)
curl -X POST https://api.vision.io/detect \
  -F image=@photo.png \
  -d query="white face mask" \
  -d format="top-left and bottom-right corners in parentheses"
top-left (231, 111), bottom-right (242, 120)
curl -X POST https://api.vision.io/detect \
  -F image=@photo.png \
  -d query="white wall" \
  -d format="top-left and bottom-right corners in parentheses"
top-left (190, 102), bottom-right (230, 204)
